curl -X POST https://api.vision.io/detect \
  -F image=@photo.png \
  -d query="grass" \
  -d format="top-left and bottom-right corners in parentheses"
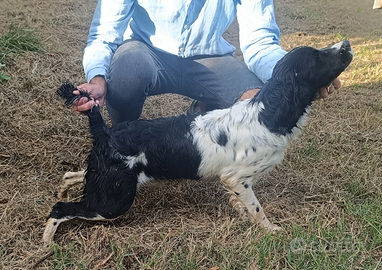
top-left (39, 221), bottom-right (382, 270)
top-left (51, 242), bottom-right (87, 269)
top-left (345, 199), bottom-right (382, 251)
top-left (256, 225), bottom-right (363, 269)
top-left (41, 197), bottom-right (382, 269)
top-left (348, 39), bottom-right (382, 84)
top-left (0, 0), bottom-right (381, 269)
top-left (0, 24), bottom-right (45, 82)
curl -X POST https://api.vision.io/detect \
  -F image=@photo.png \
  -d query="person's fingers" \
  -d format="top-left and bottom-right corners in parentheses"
top-left (317, 78), bottom-right (342, 99)
top-left (332, 78), bottom-right (341, 90)
top-left (239, 88), bottom-right (260, 100)
top-left (76, 82), bottom-right (88, 90)
top-left (74, 100), bottom-right (94, 114)
top-left (96, 96), bottom-right (106, 107)
top-left (327, 85), bottom-right (335, 94)
top-left (326, 80), bottom-right (340, 95)
top-left (318, 87), bottom-right (329, 99)
top-left (70, 81), bottom-right (106, 114)
top-left (73, 96), bottom-right (90, 107)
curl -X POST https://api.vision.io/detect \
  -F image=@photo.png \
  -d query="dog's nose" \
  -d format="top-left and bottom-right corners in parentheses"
top-left (341, 40), bottom-right (354, 58)
top-left (340, 40), bottom-right (351, 51)
top-left (331, 40), bottom-right (350, 50)
top-left (330, 40), bottom-right (353, 57)
top-left (341, 40), bottom-right (350, 48)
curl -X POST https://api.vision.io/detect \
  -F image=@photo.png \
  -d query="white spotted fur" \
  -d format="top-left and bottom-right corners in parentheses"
top-left (192, 99), bottom-right (309, 181)
top-left (189, 99), bottom-right (310, 230)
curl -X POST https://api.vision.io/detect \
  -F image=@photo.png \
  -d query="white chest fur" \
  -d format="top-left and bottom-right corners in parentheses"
top-left (191, 100), bottom-right (309, 182)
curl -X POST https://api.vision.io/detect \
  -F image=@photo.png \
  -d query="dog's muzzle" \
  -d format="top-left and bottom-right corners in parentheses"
top-left (333, 40), bottom-right (353, 57)
top-left (322, 40), bottom-right (353, 68)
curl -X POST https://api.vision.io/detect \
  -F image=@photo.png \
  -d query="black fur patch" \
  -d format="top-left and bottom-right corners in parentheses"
top-left (216, 130), bottom-right (228, 146)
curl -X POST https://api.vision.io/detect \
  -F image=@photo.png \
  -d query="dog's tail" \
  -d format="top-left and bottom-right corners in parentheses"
top-left (57, 82), bottom-right (109, 142)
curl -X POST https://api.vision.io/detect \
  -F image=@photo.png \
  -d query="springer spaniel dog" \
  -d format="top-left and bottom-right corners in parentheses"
top-left (43, 40), bottom-right (353, 243)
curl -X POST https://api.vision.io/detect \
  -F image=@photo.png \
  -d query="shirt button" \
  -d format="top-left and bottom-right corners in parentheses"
top-left (179, 47), bottom-right (184, 52)
top-left (184, 25), bottom-right (188, 30)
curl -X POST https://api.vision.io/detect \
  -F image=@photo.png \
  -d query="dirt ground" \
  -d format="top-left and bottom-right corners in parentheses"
top-left (0, 0), bottom-right (381, 269)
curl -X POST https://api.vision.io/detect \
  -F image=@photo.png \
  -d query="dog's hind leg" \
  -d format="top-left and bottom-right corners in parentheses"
top-left (44, 172), bottom-right (138, 243)
top-left (43, 201), bottom-right (109, 244)
top-left (57, 170), bottom-right (85, 200)
top-left (222, 176), bottom-right (281, 232)
top-left (43, 193), bottom-right (136, 244)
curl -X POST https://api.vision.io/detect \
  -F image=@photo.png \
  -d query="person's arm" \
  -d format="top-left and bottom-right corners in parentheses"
top-left (237, 0), bottom-right (341, 98)
top-left (74, 0), bottom-right (135, 114)
top-left (237, 0), bottom-right (286, 83)
top-left (83, 0), bottom-right (136, 82)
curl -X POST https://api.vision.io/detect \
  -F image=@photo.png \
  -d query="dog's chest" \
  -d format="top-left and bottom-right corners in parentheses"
top-left (245, 145), bottom-right (285, 175)
top-left (204, 141), bottom-right (286, 179)
top-left (191, 103), bottom-right (289, 179)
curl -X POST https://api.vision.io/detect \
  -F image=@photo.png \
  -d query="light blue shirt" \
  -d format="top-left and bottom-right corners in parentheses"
top-left (83, 0), bottom-right (286, 83)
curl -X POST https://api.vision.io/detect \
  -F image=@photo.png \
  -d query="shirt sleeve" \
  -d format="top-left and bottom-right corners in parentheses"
top-left (236, 0), bottom-right (286, 83)
top-left (83, 0), bottom-right (136, 82)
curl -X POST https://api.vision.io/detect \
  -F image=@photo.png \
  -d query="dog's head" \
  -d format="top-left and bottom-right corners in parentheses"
top-left (272, 40), bottom-right (353, 98)
top-left (255, 41), bottom-right (353, 136)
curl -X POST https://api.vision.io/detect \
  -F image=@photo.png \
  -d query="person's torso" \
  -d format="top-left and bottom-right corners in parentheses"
top-left (127, 0), bottom-right (239, 57)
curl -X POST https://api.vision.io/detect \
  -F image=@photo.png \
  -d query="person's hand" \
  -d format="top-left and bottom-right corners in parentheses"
top-left (73, 76), bottom-right (107, 115)
top-left (317, 77), bottom-right (341, 99)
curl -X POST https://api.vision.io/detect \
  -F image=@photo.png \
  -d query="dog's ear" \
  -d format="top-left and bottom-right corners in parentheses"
top-left (258, 79), bottom-right (310, 135)
top-left (273, 48), bottom-right (320, 84)
top-left (57, 82), bottom-right (91, 107)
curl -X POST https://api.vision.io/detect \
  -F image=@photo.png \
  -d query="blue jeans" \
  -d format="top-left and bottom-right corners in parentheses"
top-left (106, 39), bottom-right (263, 124)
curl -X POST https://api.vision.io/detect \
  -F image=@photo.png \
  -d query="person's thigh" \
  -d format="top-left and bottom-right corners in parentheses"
top-left (106, 40), bottom-right (180, 124)
top-left (107, 40), bottom-right (264, 124)
top-left (176, 54), bottom-right (264, 110)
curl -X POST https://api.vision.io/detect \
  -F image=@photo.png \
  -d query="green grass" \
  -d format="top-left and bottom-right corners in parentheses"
top-left (51, 242), bottom-right (87, 270)
top-left (335, 32), bottom-right (348, 41)
top-left (45, 218), bottom-right (381, 270)
top-left (348, 39), bottom-right (382, 84)
top-left (345, 199), bottom-right (382, 250)
top-left (0, 24), bottom-right (45, 82)
top-left (252, 220), bottom-right (380, 270)
top-left (301, 139), bottom-right (321, 160)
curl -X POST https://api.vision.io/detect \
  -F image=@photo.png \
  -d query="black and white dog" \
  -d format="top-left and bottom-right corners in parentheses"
top-left (43, 41), bottom-right (353, 243)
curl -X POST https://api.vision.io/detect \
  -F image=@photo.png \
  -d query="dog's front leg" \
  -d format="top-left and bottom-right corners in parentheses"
top-left (222, 177), bottom-right (281, 232)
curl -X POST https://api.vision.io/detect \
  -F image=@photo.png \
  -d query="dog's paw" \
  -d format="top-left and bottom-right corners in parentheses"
top-left (265, 223), bottom-right (282, 233)
top-left (57, 188), bottom-right (68, 201)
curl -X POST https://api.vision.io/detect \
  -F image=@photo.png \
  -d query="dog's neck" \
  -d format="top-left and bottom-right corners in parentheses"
top-left (250, 78), bottom-right (317, 137)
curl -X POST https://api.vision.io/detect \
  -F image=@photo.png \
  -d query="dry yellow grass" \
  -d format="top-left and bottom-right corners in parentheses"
top-left (0, 0), bottom-right (381, 269)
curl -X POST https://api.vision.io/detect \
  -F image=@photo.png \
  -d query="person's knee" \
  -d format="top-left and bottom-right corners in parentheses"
top-left (109, 41), bottom-right (158, 92)
top-left (107, 41), bottom-right (158, 115)
top-left (106, 41), bottom-right (164, 124)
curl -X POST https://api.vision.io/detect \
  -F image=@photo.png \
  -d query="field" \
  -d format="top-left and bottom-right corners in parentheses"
top-left (0, 0), bottom-right (381, 269)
